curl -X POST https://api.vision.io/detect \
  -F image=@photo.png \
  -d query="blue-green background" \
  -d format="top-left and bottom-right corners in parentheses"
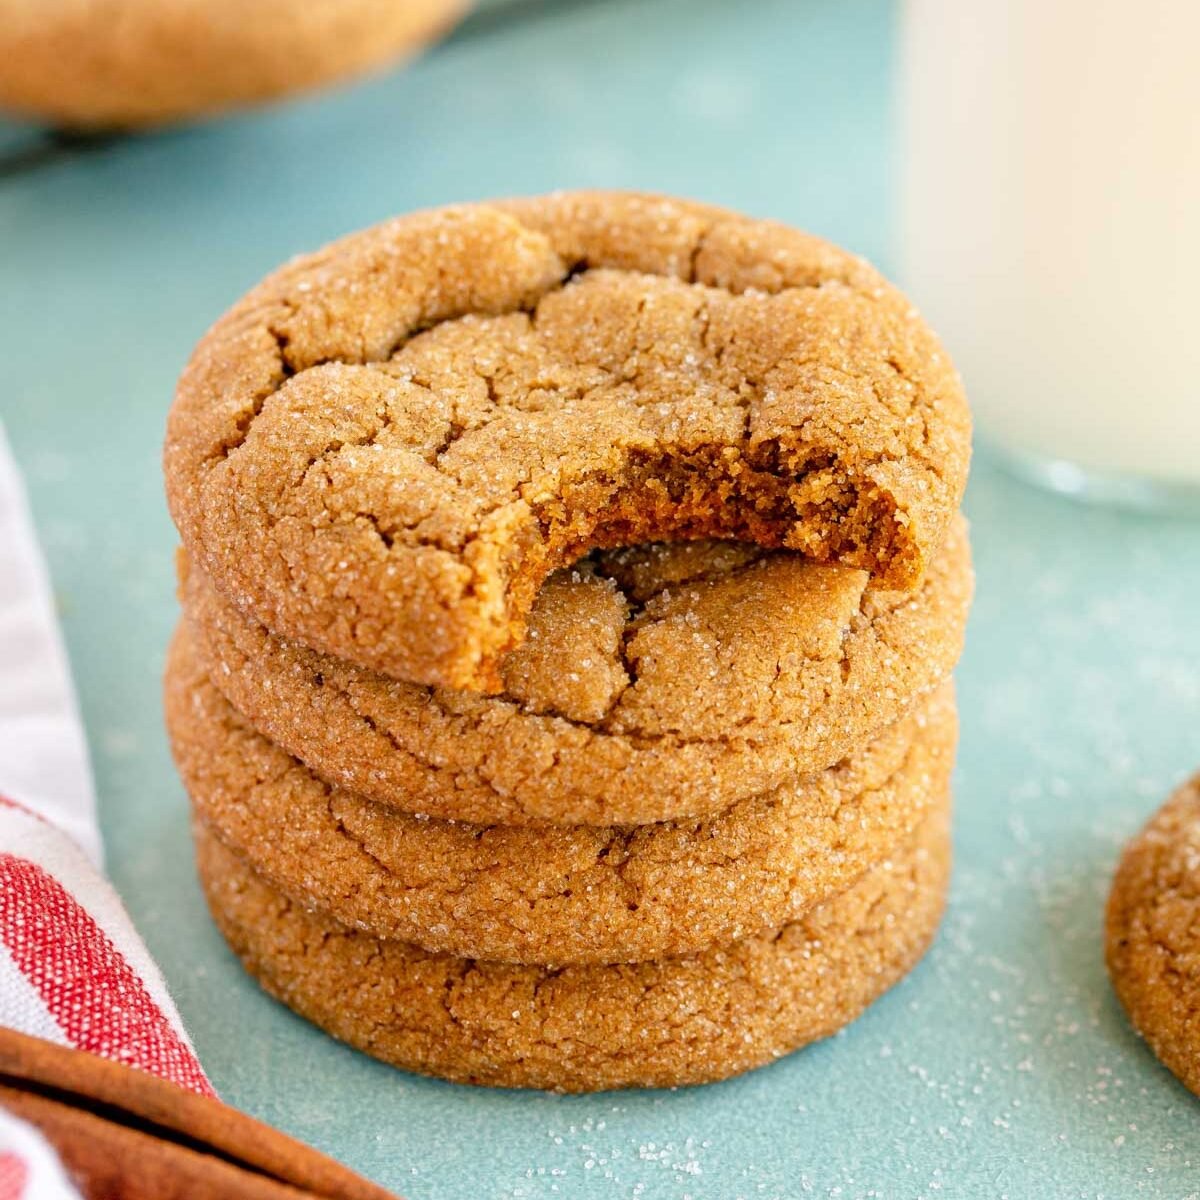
top-left (3, 1), bottom-right (1199, 1195)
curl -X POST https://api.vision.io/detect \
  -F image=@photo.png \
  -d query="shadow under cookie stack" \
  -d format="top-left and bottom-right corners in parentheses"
top-left (163, 193), bottom-right (974, 1093)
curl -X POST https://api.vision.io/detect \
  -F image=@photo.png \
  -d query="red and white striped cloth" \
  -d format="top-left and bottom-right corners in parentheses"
top-left (0, 423), bottom-right (212, 1199)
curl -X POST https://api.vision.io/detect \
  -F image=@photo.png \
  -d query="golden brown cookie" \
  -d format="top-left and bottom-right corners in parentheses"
top-left (179, 515), bottom-right (970, 826)
top-left (164, 192), bottom-right (972, 692)
top-left (195, 795), bottom-right (951, 1092)
top-left (166, 621), bottom-right (956, 964)
top-left (1106, 773), bottom-right (1200, 1097)
top-left (0, 0), bottom-right (465, 129)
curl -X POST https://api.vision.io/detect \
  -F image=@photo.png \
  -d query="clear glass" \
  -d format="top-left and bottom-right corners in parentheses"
top-left (899, 0), bottom-right (1200, 513)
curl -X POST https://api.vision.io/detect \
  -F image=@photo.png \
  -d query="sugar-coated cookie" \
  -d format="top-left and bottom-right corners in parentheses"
top-left (180, 515), bottom-right (970, 825)
top-left (167, 622), bottom-right (955, 963)
top-left (165, 192), bottom-right (971, 692)
top-left (196, 796), bottom-right (950, 1092)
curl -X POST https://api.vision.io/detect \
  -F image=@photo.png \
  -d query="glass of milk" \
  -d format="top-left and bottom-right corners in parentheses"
top-left (899, 0), bottom-right (1200, 512)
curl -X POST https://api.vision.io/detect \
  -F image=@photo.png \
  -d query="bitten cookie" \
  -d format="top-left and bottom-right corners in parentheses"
top-left (196, 797), bottom-right (951, 1092)
top-left (165, 192), bottom-right (972, 692)
top-left (180, 515), bottom-right (971, 825)
top-left (0, 0), bottom-right (465, 129)
top-left (1106, 773), bottom-right (1200, 1097)
top-left (167, 622), bottom-right (956, 964)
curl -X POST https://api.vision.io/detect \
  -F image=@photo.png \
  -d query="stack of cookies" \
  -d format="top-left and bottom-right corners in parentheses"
top-left (163, 192), bottom-right (973, 1092)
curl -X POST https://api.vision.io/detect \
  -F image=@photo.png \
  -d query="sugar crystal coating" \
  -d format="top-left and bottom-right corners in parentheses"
top-left (195, 795), bottom-right (951, 1092)
top-left (165, 192), bottom-right (971, 692)
top-left (167, 622), bottom-right (956, 964)
top-left (178, 514), bottom-right (971, 825)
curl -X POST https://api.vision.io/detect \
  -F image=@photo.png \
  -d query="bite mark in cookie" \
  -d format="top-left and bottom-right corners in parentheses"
top-left (179, 515), bottom-right (972, 825)
top-left (165, 192), bottom-right (971, 691)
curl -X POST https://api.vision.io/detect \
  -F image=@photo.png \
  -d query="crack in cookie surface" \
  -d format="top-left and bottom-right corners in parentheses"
top-left (165, 192), bottom-right (971, 691)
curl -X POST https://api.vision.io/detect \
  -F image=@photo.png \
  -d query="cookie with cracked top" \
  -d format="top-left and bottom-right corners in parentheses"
top-left (194, 795), bottom-right (951, 1092)
top-left (0, 0), bottom-right (465, 129)
top-left (164, 191), bottom-right (972, 693)
top-left (1106, 774), bottom-right (1200, 1097)
top-left (179, 514), bottom-right (971, 826)
top-left (166, 621), bottom-right (956, 964)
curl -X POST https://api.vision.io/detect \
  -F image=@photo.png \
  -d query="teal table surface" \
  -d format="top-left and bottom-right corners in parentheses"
top-left (3, 1), bottom-right (1200, 1196)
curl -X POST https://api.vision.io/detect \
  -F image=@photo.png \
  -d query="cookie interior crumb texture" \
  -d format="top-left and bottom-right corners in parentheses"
top-left (195, 794), bottom-right (951, 1092)
top-left (165, 192), bottom-right (971, 691)
top-left (166, 620), bottom-right (957, 963)
top-left (180, 513), bottom-right (971, 824)
top-left (1106, 774), bottom-right (1200, 1098)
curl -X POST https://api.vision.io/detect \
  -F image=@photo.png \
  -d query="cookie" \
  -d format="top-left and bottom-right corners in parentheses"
top-left (164, 192), bottom-right (972, 692)
top-left (179, 514), bottom-right (970, 825)
top-left (1106, 773), bottom-right (1200, 1096)
top-left (0, 0), bottom-right (465, 129)
top-left (166, 621), bottom-right (956, 963)
top-left (195, 794), bottom-right (951, 1092)
top-left (0, 1027), bottom-right (396, 1200)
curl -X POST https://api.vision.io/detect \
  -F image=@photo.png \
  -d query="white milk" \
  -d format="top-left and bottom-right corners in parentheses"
top-left (899, 0), bottom-right (1200, 496)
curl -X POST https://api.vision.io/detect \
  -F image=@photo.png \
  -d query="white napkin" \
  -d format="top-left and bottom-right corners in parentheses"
top-left (0, 426), bottom-right (100, 867)
top-left (0, 423), bottom-right (212, 1197)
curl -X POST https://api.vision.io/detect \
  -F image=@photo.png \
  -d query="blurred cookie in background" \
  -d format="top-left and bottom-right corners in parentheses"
top-left (0, 0), bottom-right (467, 129)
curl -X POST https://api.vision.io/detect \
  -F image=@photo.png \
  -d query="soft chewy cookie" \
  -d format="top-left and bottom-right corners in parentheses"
top-left (0, 0), bottom-right (464, 129)
top-left (180, 515), bottom-right (970, 825)
top-left (196, 797), bottom-right (951, 1092)
top-left (165, 192), bottom-right (972, 692)
top-left (1106, 773), bottom-right (1200, 1096)
top-left (167, 622), bottom-right (955, 964)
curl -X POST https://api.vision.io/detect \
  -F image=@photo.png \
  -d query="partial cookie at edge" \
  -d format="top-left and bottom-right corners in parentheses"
top-left (0, 0), bottom-right (465, 129)
top-left (1106, 774), bottom-right (1200, 1097)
